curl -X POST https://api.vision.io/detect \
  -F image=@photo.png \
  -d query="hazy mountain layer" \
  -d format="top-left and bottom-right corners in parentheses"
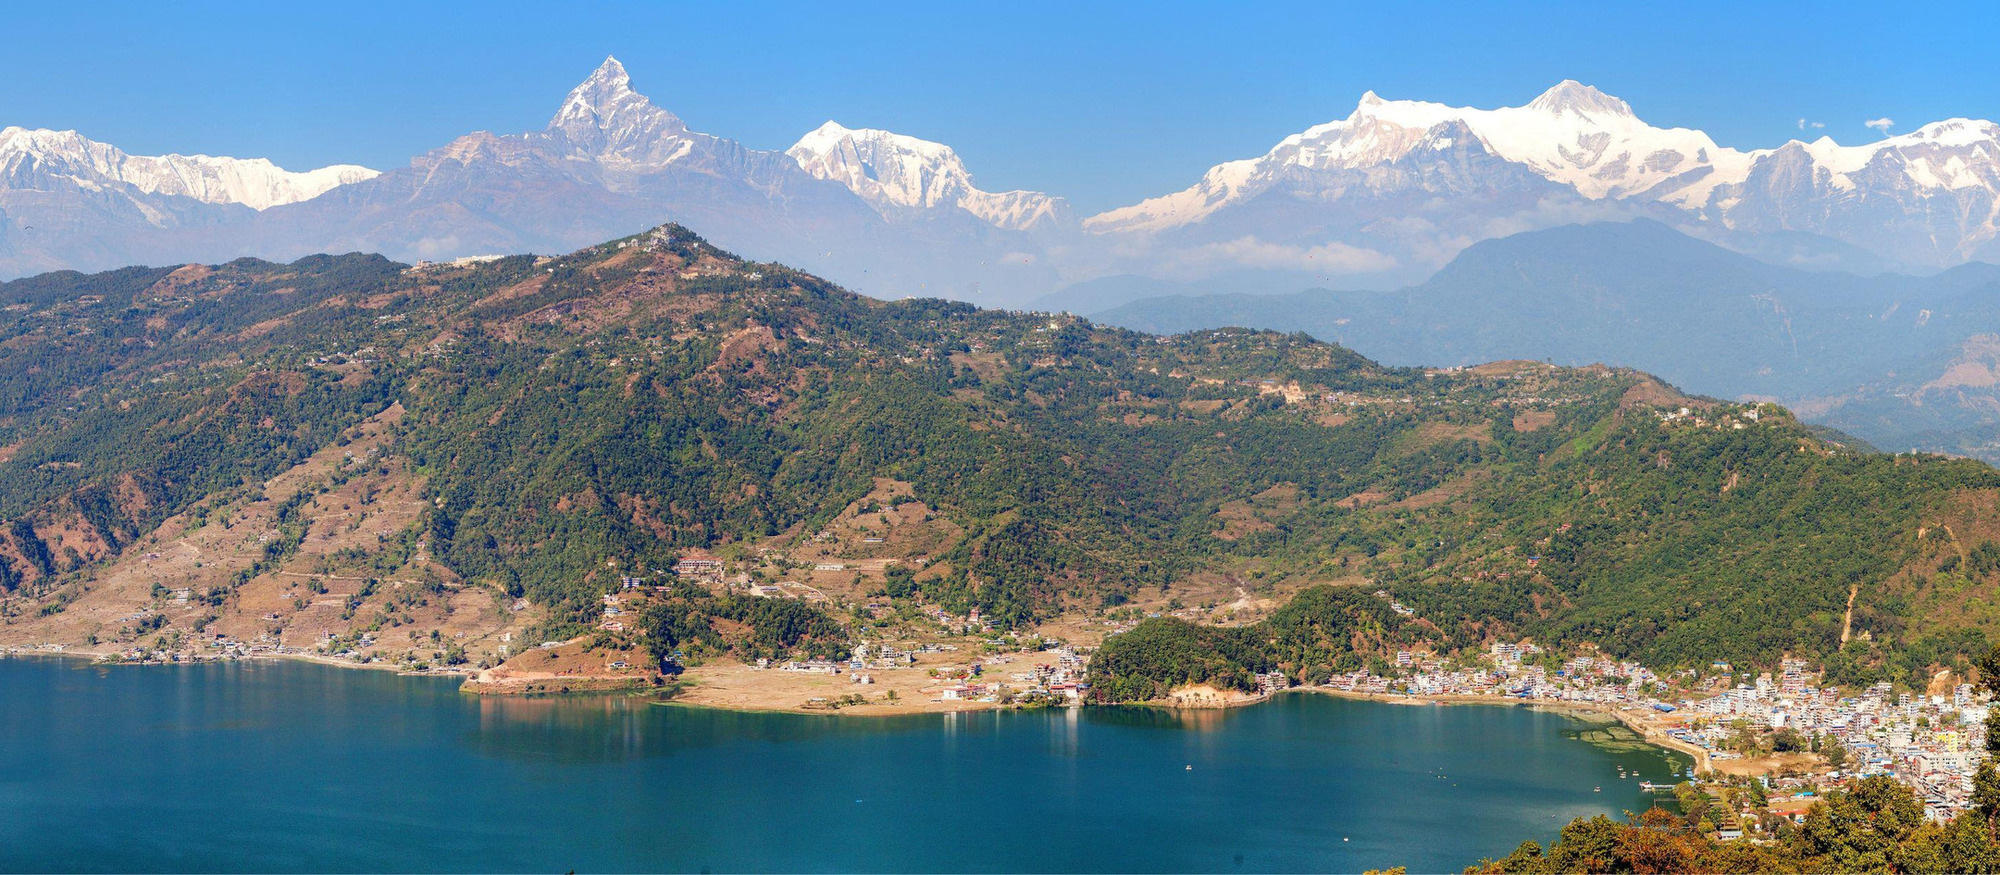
top-left (1094, 220), bottom-right (2000, 460)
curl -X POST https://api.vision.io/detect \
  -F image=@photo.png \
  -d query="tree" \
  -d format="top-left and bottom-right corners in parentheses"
top-left (1545, 815), bottom-right (1624, 873)
top-left (1976, 760), bottom-right (2000, 828)
top-left (1896, 814), bottom-right (2000, 874)
top-left (1772, 727), bottom-right (1807, 753)
top-left (1792, 775), bottom-right (1926, 872)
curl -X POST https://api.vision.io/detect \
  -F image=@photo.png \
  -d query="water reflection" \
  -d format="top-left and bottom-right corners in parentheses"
top-left (1082, 703), bottom-right (1232, 732)
top-left (463, 693), bottom-right (940, 764)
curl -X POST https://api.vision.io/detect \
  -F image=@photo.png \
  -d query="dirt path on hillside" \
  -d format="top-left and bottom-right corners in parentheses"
top-left (1841, 584), bottom-right (1859, 645)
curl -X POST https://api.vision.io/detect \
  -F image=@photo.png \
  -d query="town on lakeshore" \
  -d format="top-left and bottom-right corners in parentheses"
top-left (14, 547), bottom-right (1989, 836)
top-left (1316, 636), bottom-right (1992, 826)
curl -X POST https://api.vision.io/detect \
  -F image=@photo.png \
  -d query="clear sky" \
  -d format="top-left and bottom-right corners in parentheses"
top-left (5, 0), bottom-right (1996, 214)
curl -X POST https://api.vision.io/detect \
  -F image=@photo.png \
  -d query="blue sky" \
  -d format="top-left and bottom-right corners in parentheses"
top-left (5, 0), bottom-right (1996, 214)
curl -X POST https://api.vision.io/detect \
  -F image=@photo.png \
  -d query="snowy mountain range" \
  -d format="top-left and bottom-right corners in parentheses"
top-left (4, 60), bottom-right (2000, 305)
top-left (0, 126), bottom-right (375, 210)
top-left (1086, 80), bottom-right (2000, 285)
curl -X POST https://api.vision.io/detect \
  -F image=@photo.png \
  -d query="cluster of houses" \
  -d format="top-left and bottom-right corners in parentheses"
top-left (672, 558), bottom-right (724, 583)
top-left (1658, 404), bottom-right (1765, 430)
top-left (751, 641), bottom-right (1092, 705)
top-left (1673, 662), bottom-right (1989, 819)
top-left (1374, 590), bottom-right (1417, 617)
top-left (926, 607), bottom-right (990, 634)
top-left (1014, 646), bottom-right (1090, 701)
top-left (598, 592), bottom-right (630, 632)
top-left (1315, 641), bottom-right (1995, 821)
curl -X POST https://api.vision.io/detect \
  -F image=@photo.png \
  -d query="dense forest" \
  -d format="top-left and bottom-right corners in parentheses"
top-left (1, 224), bottom-right (1999, 681)
top-left (637, 581), bottom-right (848, 665)
top-left (1086, 585), bottom-right (1428, 701)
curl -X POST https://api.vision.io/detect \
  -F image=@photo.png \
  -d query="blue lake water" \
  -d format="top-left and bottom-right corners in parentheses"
top-left (0, 657), bottom-right (1687, 872)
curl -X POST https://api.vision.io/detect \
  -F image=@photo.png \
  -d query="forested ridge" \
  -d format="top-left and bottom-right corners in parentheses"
top-left (0, 224), bottom-right (1996, 684)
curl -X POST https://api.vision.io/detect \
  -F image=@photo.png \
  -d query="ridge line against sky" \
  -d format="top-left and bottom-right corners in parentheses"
top-left (3, 0), bottom-right (1997, 215)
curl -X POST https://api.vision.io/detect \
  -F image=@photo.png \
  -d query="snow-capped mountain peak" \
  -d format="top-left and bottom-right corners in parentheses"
top-left (787, 121), bottom-right (1069, 231)
top-left (1087, 81), bottom-right (1738, 232)
top-left (0, 125), bottom-right (376, 210)
top-left (788, 121), bottom-right (960, 210)
top-left (542, 55), bottom-right (694, 167)
top-left (1526, 80), bottom-right (1635, 118)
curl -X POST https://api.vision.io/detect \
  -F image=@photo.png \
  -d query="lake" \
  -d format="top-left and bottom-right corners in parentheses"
top-left (0, 657), bottom-right (1688, 872)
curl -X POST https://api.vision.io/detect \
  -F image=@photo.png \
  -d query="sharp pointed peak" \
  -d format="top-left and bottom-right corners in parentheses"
top-left (567, 55), bottom-right (637, 102)
top-left (1358, 90), bottom-right (1385, 107)
top-left (545, 56), bottom-right (685, 148)
top-left (589, 55), bottom-right (630, 85)
top-left (1527, 80), bottom-right (1633, 118)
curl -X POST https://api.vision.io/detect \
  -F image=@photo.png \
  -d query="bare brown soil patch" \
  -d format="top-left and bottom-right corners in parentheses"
top-left (1620, 377), bottom-right (1695, 410)
top-left (1513, 411), bottom-right (1558, 432)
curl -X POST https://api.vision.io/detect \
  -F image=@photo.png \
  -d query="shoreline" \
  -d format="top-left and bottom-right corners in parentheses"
top-left (1139, 684), bottom-right (1709, 773)
top-left (0, 648), bottom-right (1713, 771)
top-left (0, 645), bottom-right (475, 679)
top-left (1294, 688), bottom-right (1710, 773)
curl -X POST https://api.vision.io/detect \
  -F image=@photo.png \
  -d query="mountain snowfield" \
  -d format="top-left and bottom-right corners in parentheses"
top-left (1085, 82), bottom-right (1743, 232)
top-left (1087, 80), bottom-right (2000, 271)
top-left (0, 125), bottom-right (376, 210)
top-left (4, 58), bottom-right (2000, 300)
top-left (787, 121), bottom-right (1071, 231)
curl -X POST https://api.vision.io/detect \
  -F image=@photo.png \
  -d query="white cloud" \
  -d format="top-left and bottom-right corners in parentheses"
top-left (413, 235), bottom-right (463, 259)
top-left (1865, 117), bottom-right (1895, 135)
top-left (1165, 236), bottom-right (1398, 276)
top-left (1796, 118), bottom-right (1827, 131)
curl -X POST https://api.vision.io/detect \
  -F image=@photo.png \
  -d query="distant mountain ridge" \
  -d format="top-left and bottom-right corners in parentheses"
top-left (1093, 219), bottom-right (2000, 461)
top-left (5, 63), bottom-right (2000, 303)
top-left (1082, 80), bottom-right (2000, 296)
top-left (0, 58), bottom-right (1068, 303)
top-left (0, 125), bottom-right (376, 210)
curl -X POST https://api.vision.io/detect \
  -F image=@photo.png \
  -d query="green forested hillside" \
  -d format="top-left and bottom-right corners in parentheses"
top-left (0, 225), bottom-right (1996, 686)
